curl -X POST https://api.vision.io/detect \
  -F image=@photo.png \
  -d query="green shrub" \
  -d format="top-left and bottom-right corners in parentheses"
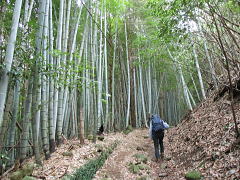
top-left (69, 142), bottom-right (118, 180)
top-left (87, 134), bottom-right (94, 140)
top-left (62, 152), bottom-right (73, 157)
top-left (95, 144), bottom-right (104, 152)
top-left (185, 170), bottom-right (202, 180)
top-left (22, 176), bottom-right (37, 180)
top-left (123, 125), bottom-right (133, 135)
top-left (61, 175), bottom-right (72, 180)
top-left (137, 176), bottom-right (149, 180)
top-left (138, 164), bottom-right (150, 170)
top-left (133, 154), bottom-right (148, 164)
top-left (128, 162), bottom-right (150, 175)
top-left (22, 163), bottom-right (35, 176)
top-left (9, 170), bottom-right (25, 180)
top-left (126, 125), bottom-right (133, 131)
top-left (128, 163), bottom-right (140, 174)
top-left (9, 163), bottom-right (35, 180)
top-left (97, 136), bottom-right (105, 141)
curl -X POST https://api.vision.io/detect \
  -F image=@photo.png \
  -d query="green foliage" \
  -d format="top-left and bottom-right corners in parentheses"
top-left (128, 162), bottom-right (140, 174)
top-left (145, 0), bottom-right (187, 42)
top-left (9, 170), bottom-right (25, 180)
top-left (0, 1), bottom-right (14, 34)
top-left (95, 144), bottom-right (104, 152)
top-left (185, 170), bottom-right (202, 180)
top-left (128, 162), bottom-right (150, 174)
top-left (123, 125), bottom-right (133, 134)
top-left (226, 0), bottom-right (240, 13)
top-left (0, 153), bottom-right (10, 170)
top-left (61, 176), bottom-right (72, 180)
top-left (0, 153), bottom-right (9, 160)
top-left (22, 176), bottom-right (37, 180)
top-left (143, 136), bottom-right (149, 139)
top-left (22, 163), bottom-right (35, 176)
top-left (0, 63), bottom-right (5, 76)
top-left (138, 163), bottom-right (150, 170)
top-left (137, 176), bottom-right (149, 180)
top-left (97, 136), bottom-right (105, 141)
top-left (87, 134), bottom-right (94, 140)
top-left (9, 163), bottom-right (35, 180)
top-left (62, 152), bottom-right (73, 157)
top-left (104, 0), bottom-right (129, 16)
top-left (69, 142), bottom-right (118, 180)
top-left (133, 154), bottom-right (148, 164)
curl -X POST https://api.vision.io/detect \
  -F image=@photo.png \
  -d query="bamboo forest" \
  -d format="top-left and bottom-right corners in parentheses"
top-left (0, 0), bottom-right (239, 179)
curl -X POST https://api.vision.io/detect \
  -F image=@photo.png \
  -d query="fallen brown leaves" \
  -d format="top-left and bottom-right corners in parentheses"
top-left (93, 129), bottom-right (162, 180)
top-left (166, 90), bottom-right (240, 179)
top-left (28, 132), bottom-right (125, 180)
top-left (4, 85), bottom-right (240, 180)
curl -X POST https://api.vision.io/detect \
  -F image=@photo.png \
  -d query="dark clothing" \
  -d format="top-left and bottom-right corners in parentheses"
top-left (152, 129), bottom-right (164, 159)
top-left (97, 124), bottom-right (104, 135)
top-left (149, 114), bottom-right (169, 160)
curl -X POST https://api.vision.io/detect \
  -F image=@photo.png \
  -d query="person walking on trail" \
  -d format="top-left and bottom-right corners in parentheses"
top-left (149, 114), bottom-right (169, 162)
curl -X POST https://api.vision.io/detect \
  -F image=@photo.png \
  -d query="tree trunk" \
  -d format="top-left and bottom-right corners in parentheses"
top-left (0, 0), bottom-right (23, 128)
top-left (20, 79), bottom-right (33, 162)
top-left (138, 50), bottom-right (147, 127)
top-left (130, 67), bottom-right (137, 127)
top-left (56, 0), bottom-right (65, 145)
top-left (41, 0), bottom-right (50, 160)
top-left (48, 0), bottom-right (56, 153)
top-left (79, 108), bottom-right (84, 144)
top-left (124, 20), bottom-right (131, 128)
top-left (168, 49), bottom-right (193, 110)
top-left (193, 44), bottom-right (206, 99)
top-left (7, 80), bottom-right (20, 166)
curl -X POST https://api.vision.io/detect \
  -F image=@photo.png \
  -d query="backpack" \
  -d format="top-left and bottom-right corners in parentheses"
top-left (151, 114), bottom-right (164, 132)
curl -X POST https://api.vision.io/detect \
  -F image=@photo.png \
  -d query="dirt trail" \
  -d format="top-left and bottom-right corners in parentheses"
top-left (13, 129), bottom-right (174, 180)
top-left (10, 117), bottom-right (239, 180)
top-left (94, 129), bottom-right (177, 180)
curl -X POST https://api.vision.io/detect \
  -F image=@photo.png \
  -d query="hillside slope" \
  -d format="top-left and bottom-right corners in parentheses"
top-left (166, 87), bottom-right (240, 179)
top-left (94, 87), bottom-right (240, 179)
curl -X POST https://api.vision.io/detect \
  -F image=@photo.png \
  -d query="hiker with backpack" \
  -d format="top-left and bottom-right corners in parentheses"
top-left (149, 114), bottom-right (169, 162)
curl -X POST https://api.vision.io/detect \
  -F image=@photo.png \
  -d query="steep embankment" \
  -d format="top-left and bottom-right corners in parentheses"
top-left (165, 87), bottom-right (240, 179)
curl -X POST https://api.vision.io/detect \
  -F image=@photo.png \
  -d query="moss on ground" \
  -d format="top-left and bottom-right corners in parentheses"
top-left (128, 160), bottom-right (150, 175)
top-left (185, 170), bottom-right (202, 180)
top-left (133, 154), bottom-right (148, 164)
top-left (123, 125), bottom-right (133, 135)
top-left (9, 163), bottom-right (35, 180)
top-left (22, 176), bottom-right (37, 180)
top-left (62, 151), bottom-right (73, 157)
top-left (67, 141), bottom-right (118, 180)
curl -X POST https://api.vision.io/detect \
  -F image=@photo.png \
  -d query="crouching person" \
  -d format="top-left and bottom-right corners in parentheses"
top-left (149, 114), bottom-right (169, 162)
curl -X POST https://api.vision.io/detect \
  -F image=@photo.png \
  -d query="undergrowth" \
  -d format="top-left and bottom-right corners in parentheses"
top-left (67, 141), bottom-right (118, 180)
top-left (123, 125), bottom-right (133, 135)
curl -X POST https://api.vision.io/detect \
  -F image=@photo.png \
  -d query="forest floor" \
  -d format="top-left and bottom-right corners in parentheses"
top-left (31, 107), bottom-right (240, 180)
top-left (4, 86), bottom-right (240, 180)
top-left (93, 129), bottom-right (169, 180)
top-left (3, 125), bottom-right (240, 180)
top-left (33, 88), bottom-right (240, 180)
top-left (29, 129), bottom-right (177, 180)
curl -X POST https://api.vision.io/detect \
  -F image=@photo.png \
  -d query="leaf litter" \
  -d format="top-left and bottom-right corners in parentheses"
top-left (5, 82), bottom-right (240, 180)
